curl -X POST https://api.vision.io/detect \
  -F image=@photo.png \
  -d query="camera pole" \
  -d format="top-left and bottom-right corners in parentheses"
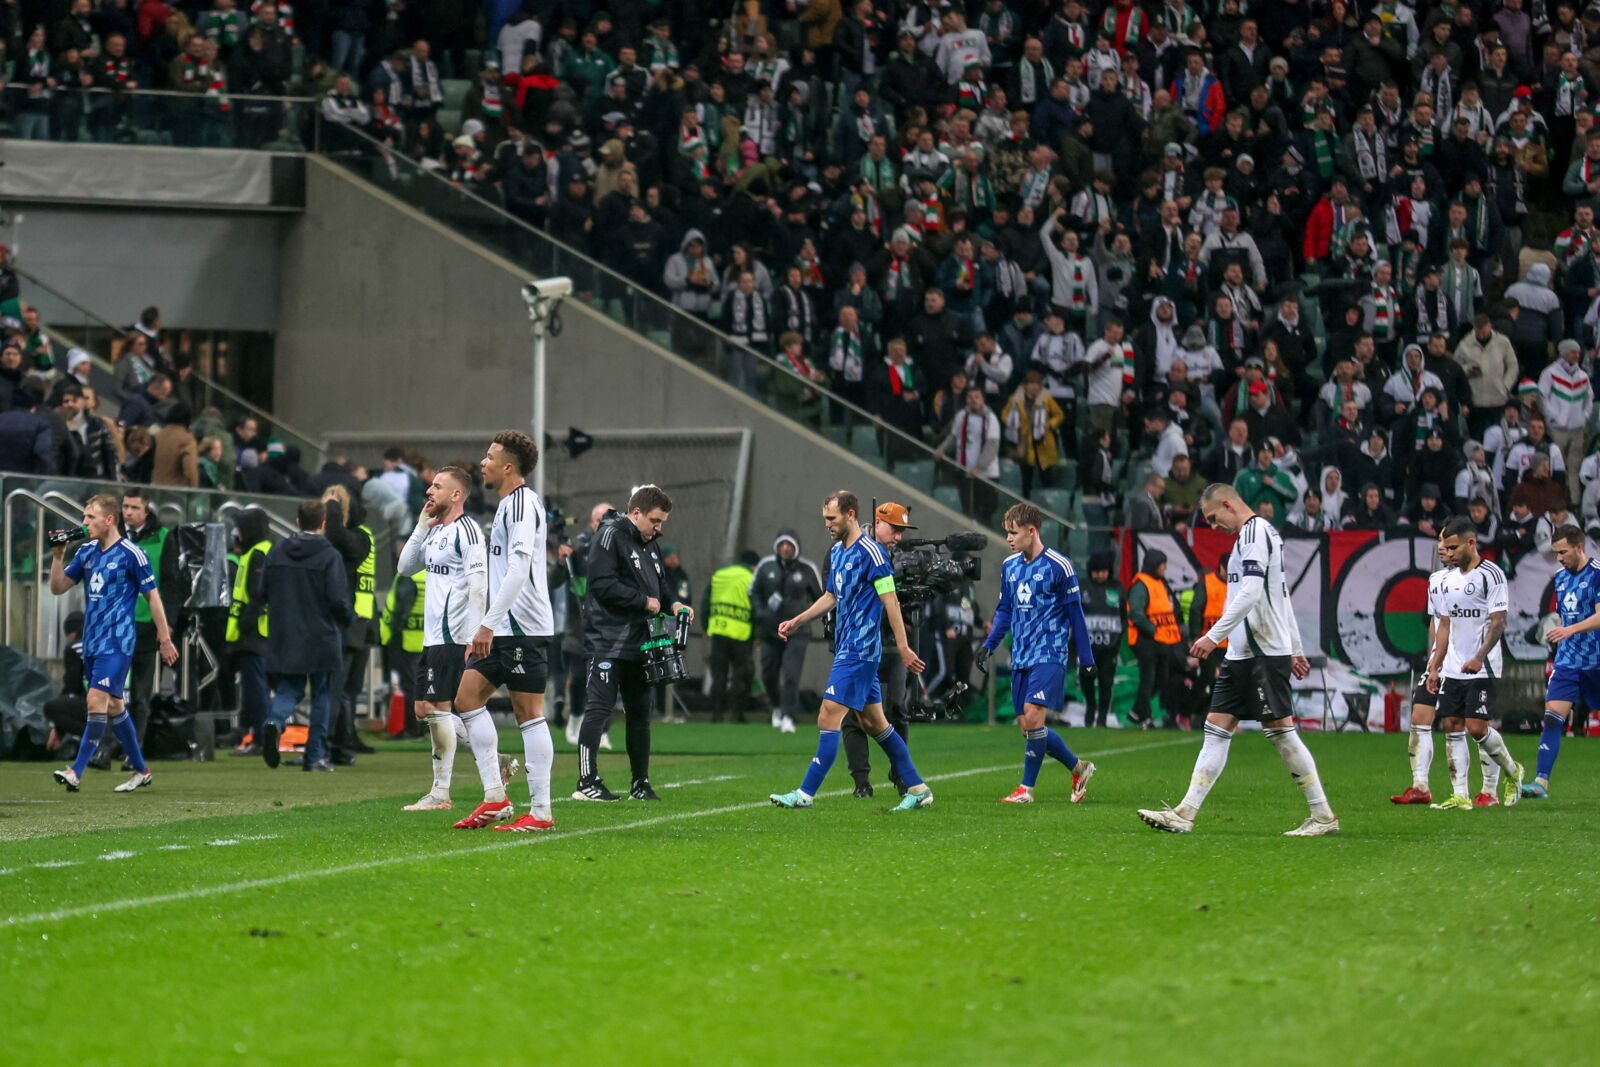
top-left (521, 279), bottom-right (571, 500)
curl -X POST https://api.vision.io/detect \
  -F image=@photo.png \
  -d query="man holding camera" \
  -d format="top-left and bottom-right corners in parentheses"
top-left (841, 501), bottom-right (918, 797)
top-left (574, 485), bottom-right (694, 802)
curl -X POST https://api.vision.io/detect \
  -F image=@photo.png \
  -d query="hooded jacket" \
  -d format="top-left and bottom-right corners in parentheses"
top-left (263, 532), bottom-right (352, 676)
top-left (663, 228), bottom-right (720, 315)
top-left (583, 510), bottom-right (668, 661)
top-left (230, 507), bottom-right (272, 656)
top-left (749, 530), bottom-right (825, 639)
top-left (1503, 262), bottom-right (1566, 353)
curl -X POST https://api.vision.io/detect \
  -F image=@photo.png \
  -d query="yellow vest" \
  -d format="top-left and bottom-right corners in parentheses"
top-left (705, 563), bottom-right (754, 642)
top-left (354, 523), bottom-right (376, 620)
top-left (1201, 571), bottom-right (1229, 650)
top-left (1129, 573), bottom-right (1182, 646)
top-left (380, 571), bottom-right (426, 653)
top-left (225, 540), bottom-right (271, 643)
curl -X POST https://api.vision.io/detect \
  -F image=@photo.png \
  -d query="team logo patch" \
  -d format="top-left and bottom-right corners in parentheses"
top-left (89, 573), bottom-right (106, 594)
top-left (825, 685), bottom-right (836, 696)
top-left (1031, 691), bottom-right (1047, 701)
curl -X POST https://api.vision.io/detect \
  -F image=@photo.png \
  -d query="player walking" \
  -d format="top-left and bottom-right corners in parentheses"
top-left (769, 491), bottom-right (933, 811)
top-left (450, 432), bottom-right (558, 833)
top-left (1390, 561), bottom-right (1452, 805)
top-left (395, 466), bottom-right (518, 811)
top-left (980, 503), bottom-right (1098, 804)
top-left (50, 493), bottom-right (179, 792)
top-left (1423, 517), bottom-right (1524, 810)
top-left (1138, 485), bottom-right (1340, 836)
top-left (1523, 524), bottom-right (1600, 799)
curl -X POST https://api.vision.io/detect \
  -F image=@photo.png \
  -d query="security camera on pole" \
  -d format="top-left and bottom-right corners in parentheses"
top-left (520, 277), bottom-right (573, 499)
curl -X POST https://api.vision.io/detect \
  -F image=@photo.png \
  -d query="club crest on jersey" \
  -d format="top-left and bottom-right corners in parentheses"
top-left (1016, 582), bottom-right (1034, 607)
top-left (89, 572), bottom-right (105, 594)
top-left (1465, 581), bottom-right (1476, 595)
top-left (1564, 591), bottom-right (1579, 614)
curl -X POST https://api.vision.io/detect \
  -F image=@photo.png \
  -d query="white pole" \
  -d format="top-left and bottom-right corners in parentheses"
top-left (532, 325), bottom-right (546, 499)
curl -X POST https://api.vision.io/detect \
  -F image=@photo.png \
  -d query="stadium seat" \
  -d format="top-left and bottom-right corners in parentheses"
top-left (998, 459), bottom-right (1023, 493)
top-left (934, 486), bottom-right (963, 512)
top-left (1053, 461), bottom-right (1078, 493)
top-left (893, 460), bottom-right (935, 494)
top-left (441, 79), bottom-right (472, 113)
top-left (849, 424), bottom-right (881, 460)
top-left (1034, 488), bottom-right (1072, 518)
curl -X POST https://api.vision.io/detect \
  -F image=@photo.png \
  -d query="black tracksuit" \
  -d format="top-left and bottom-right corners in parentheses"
top-left (578, 512), bottom-right (666, 788)
top-left (1078, 576), bottom-right (1126, 728)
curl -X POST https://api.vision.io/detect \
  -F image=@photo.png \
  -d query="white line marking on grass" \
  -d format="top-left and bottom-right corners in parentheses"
top-left (158, 845), bottom-right (191, 852)
top-left (33, 860), bottom-right (79, 869)
top-left (97, 851), bottom-right (136, 862)
top-left (2, 738), bottom-right (1191, 928)
top-left (660, 775), bottom-right (743, 788)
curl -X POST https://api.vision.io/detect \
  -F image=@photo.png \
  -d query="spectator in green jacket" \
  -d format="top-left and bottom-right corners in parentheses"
top-left (1233, 444), bottom-right (1299, 524)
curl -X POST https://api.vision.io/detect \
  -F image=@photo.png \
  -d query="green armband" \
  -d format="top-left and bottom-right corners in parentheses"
top-left (873, 575), bottom-right (897, 596)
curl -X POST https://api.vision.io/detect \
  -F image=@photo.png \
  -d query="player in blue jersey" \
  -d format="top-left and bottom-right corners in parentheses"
top-left (1527, 524), bottom-right (1600, 798)
top-left (769, 491), bottom-right (934, 811)
top-left (980, 503), bottom-right (1099, 804)
top-left (49, 493), bottom-right (179, 792)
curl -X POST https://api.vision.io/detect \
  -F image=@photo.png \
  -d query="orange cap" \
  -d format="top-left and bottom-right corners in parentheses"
top-left (875, 502), bottom-right (917, 529)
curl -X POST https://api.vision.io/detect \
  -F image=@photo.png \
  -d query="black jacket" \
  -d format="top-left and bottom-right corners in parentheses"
top-left (749, 530), bottom-right (825, 639)
top-left (583, 511), bottom-right (667, 661)
top-left (0, 407), bottom-right (55, 474)
top-left (323, 498), bottom-right (372, 649)
top-left (263, 533), bottom-right (352, 675)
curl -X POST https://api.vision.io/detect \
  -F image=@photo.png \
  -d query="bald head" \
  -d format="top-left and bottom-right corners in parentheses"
top-left (1199, 483), bottom-right (1253, 534)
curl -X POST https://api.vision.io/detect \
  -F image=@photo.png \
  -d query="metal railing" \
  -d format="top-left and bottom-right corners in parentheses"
top-left (1, 83), bottom-right (316, 151)
top-left (14, 266), bottom-right (329, 466)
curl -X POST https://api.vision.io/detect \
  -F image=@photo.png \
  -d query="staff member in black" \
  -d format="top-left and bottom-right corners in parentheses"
top-left (574, 485), bottom-right (694, 802)
top-left (1078, 551), bottom-right (1126, 728)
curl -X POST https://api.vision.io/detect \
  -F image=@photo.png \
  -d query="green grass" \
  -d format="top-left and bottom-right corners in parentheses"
top-left (2, 725), bottom-right (1597, 1066)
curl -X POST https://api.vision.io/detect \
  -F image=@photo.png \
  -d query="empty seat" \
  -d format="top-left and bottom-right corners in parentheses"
top-left (893, 460), bottom-right (935, 494)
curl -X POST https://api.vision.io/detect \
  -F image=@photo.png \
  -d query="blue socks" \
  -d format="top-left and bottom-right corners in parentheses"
top-left (1045, 728), bottom-right (1079, 771)
top-left (1022, 727), bottom-right (1047, 787)
top-left (873, 726), bottom-right (924, 789)
top-left (72, 714), bottom-right (108, 777)
top-left (800, 729), bottom-right (840, 796)
top-left (110, 711), bottom-right (148, 774)
top-left (1536, 712), bottom-right (1565, 781)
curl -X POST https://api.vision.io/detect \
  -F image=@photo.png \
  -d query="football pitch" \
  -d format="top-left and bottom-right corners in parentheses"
top-left (2, 726), bottom-right (1597, 1066)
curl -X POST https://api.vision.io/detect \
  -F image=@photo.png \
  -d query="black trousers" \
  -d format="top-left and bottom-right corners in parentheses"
top-left (330, 645), bottom-right (367, 761)
top-left (1083, 644), bottom-right (1120, 727)
top-left (128, 620), bottom-right (159, 741)
top-left (843, 653), bottom-right (910, 788)
top-left (1132, 640), bottom-right (1178, 725)
top-left (759, 635), bottom-right (809, 718)
top-left (708, 635), bottom-right (754, 721)
top-left (578, 657), bottom-right (654, 786)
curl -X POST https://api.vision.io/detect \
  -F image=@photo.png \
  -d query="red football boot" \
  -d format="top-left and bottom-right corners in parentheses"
top-left (1389, 787), bottom-right (1433, 805)
top-left (492, 813), bottom-right (555, 833)
top-left (1472, 792), bottom-right (1499, 808)
top-left (452, 798), bottom-right (514, 828)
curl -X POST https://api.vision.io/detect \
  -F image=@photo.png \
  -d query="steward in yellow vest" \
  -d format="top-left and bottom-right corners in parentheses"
top-left (701, 551), bottom-right (760, 722)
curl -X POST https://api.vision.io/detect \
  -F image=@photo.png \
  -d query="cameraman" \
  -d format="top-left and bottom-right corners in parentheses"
top-left (841, 502), bottom-right (918, 797)
top-left (924, 555), bottom-right (981, 703)
top-left (574, 486), bottom-right (693, 802)
top-left (750, 528), bottom-right (824, 734)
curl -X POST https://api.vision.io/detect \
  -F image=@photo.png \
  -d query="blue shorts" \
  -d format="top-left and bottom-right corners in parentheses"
top-left (82, 651), bottom-right (133, 701)
top-left (1012, 662), bottom-right (1068, 715)
top-left (1547, 665), bottom-right (1600, 710)
top-left (823, 658), bottom-right (882, 712)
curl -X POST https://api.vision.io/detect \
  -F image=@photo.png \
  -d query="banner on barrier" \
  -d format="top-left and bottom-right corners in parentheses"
top-left (1119, 529), bottom-right (1560, 673)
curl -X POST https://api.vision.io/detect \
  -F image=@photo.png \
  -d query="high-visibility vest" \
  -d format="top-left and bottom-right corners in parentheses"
top-left (705, 563), bottom-right (755, 642)
top-left (1201, 571), bottom-right (1229, 650)
top-left (225, 539), bottom-right (271, 643)
top-left (353, 523), bottom-right (376, 620)
top-left (1129, 572), bottom-right (1182, 646)
top-left (379, 571), bottom-right (426, 653)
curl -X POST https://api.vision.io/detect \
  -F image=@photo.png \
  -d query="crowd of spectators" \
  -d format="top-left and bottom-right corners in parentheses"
top-left (7, 0), bottom-right (1600, 541)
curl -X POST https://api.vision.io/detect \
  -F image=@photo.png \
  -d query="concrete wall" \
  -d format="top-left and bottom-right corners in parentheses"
top-left (15, 205), bottom-right (288, 331)
top-left (276, 158), bottom-right (1007, 613)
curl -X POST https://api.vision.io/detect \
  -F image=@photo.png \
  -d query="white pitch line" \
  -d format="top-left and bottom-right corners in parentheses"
top-left (1, 738), bottom-right (1191, 929)
top-left (97, 851), bottom-right (137, 862)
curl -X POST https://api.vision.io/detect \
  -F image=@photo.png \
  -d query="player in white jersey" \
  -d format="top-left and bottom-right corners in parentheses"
top-left (393, 466), bottom-right (517, 812)
top-left (1390, 565), bottom-right (1450, 805)
top-left (1423, 518), bottom-right (1525, 810)
top-left (449, 431), bottom-right (558, 833)
top-left (1139, 484), bottom-right (1341, 836)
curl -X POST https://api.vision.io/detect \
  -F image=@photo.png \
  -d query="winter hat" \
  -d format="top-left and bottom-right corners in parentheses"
top-left (1141, 549), bottom-right (1167, 572)
top-left (1559, 338), bottom-right (1582, 358)
top-left (1181, 324), bottom-right (1206, 348)
top-left (1088, 550), bottom-right (1115, 573)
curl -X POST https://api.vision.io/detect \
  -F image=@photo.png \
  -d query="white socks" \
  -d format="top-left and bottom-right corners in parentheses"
top-left (1409, 724), bottom-right (1434, 791)
top-left (1177, 722), bottom-right (1232, 819)
top-left (1446, 732), bottom-right (1470, 799)
top-left (1476, 726), bottom-right (1517, 794)
top-left (453, 715), bottom-right (469, 747)
top-left (460, 707), bottom-right (507, 803)
top-left (425, 712), bottom-right (457, 797)
top-left (1265, 725), bottom-right (1334, 821)
top-left (519, 716), bottom-right (554, 819)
